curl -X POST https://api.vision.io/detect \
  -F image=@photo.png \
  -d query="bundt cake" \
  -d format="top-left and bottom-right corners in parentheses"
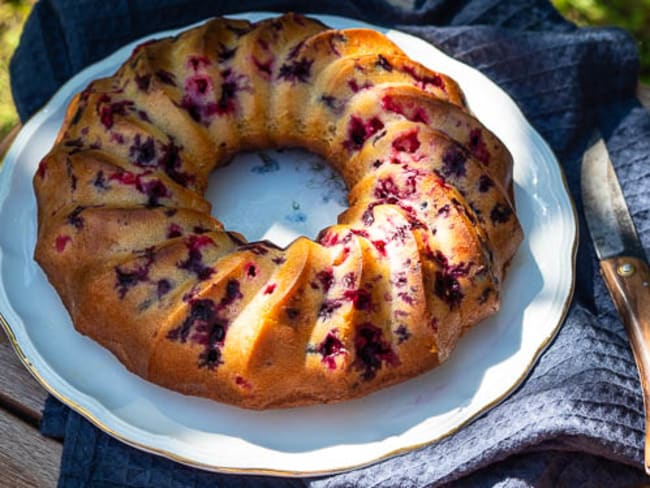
top-left (33, 13), bottom-right (523, 409)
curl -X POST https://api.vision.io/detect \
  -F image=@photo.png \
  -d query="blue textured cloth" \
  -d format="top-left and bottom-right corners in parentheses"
top-left (11, 0), bottom-right (650, 486)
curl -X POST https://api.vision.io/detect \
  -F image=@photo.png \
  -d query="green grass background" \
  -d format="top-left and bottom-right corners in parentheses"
top-left (0, 0), bottom-right (648, 141)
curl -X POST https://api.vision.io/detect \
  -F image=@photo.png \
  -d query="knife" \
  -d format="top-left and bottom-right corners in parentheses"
top-left (581, 132), bottom-right (650, 474)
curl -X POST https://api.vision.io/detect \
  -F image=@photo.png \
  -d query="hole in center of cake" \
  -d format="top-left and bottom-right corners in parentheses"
top-left (206, 149), bottom-right (349, 248)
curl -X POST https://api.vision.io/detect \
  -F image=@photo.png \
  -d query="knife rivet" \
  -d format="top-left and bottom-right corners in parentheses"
top-left (617, 263), bottom-right (636, 277)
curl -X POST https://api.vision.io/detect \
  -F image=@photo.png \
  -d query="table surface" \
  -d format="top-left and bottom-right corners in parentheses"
top-left (0, 85), bottom-right (649, 488)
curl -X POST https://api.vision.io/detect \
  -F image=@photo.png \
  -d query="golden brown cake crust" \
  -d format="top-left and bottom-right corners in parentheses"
top-left (33, 13), bottom-right (523, 409)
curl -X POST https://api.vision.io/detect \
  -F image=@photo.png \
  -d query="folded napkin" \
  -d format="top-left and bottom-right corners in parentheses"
top-left (11, 0), bottom-right (650, 485)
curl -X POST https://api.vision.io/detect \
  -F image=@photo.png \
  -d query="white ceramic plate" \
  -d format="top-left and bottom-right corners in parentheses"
top-left (0, 12), bottom-right (576, 476)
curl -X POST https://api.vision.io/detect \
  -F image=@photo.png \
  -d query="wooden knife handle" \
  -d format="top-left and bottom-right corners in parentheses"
top-left (600, 256), bottom-right (650, 473)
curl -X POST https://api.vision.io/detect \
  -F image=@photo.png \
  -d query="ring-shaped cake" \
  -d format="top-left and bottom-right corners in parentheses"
top-left (33, 13), bottom-right (523, 409)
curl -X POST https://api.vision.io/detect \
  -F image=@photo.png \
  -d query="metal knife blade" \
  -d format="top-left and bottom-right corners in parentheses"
top-left (581, 135), bottom-right (647, 261)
